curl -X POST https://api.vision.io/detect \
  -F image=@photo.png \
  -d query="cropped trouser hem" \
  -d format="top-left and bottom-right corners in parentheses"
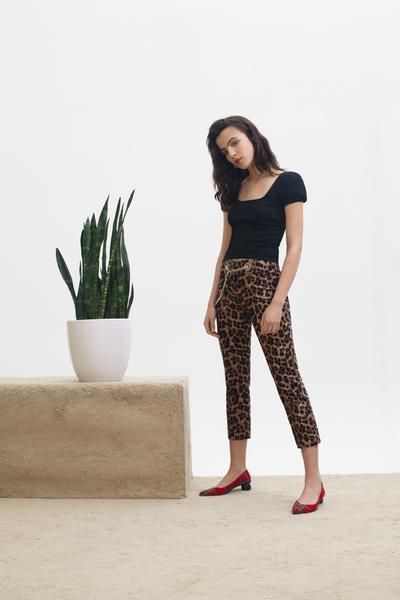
top-left (228, 435), bottom-right (321, 447)
top-left (295, 437), bottom-right (321, 449)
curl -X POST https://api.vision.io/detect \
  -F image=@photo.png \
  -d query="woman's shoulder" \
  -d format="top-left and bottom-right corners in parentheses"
top-left (280, 171), bottom-right (307, 205)
top-left (279, 170), bottom-right (306, 190)
top-left (272, 169), bottom-right (305, 187)
top-left (280, 170), bottom-right (303, 180)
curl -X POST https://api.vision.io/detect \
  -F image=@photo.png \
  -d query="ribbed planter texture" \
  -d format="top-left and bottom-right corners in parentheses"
top-left (67, 318), bottom-right (131, 382)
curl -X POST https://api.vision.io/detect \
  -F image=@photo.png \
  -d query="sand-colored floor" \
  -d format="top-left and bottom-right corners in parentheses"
top-left (1, 474), bottom-right (399, 599)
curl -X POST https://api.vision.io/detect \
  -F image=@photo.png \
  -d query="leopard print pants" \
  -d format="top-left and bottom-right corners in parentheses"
top-left (215, 258), bottom-right (321, 448)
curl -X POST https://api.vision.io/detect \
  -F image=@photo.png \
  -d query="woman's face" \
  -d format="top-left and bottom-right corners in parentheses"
top-left (215, 126), bottom-right (254, 170)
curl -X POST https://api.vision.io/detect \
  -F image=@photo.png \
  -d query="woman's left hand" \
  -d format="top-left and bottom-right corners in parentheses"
top-left (260, 301), bottom-right (283, 335)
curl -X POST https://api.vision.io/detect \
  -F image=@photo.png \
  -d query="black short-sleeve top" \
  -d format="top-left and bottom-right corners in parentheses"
top-left (222, 170), bottom-right (307, 264)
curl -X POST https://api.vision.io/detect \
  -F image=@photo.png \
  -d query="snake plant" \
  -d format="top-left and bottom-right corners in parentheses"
top-left (56, 190), bottom-right (135, 319)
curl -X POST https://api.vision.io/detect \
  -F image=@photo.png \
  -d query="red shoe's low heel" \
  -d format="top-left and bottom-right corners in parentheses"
top-left (199, 469), bottom-right (252, 496)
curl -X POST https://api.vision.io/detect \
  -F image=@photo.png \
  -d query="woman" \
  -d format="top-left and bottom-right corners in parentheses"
top-left (200, 115), bottom-right (325, 514)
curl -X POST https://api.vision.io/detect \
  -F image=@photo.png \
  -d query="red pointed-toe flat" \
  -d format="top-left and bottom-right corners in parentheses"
top-left (199, 469), bottom-right (251, 496)
top-left (291, 482), bottom-right (325, 514)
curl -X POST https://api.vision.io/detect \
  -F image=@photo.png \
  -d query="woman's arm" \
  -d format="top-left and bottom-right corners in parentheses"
top-left (207, 211), bottom-right (232, 307)
top-left (271, 202), bottom-right (304, 307)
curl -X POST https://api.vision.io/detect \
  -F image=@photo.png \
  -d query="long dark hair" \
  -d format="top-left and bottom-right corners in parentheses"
top-left (206, 115), bottom-right (285, 212)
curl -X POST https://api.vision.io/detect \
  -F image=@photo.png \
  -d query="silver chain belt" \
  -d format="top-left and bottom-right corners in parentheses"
top-left (214, 262), bottom-right (252, 306)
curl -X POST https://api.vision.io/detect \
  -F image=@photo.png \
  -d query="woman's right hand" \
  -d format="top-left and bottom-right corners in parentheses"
top-left (203, 305), bottom-right (220, 338)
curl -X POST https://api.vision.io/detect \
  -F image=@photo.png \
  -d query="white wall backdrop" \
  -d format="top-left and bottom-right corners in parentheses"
top-left (1, 0), bottom-right (399, 476)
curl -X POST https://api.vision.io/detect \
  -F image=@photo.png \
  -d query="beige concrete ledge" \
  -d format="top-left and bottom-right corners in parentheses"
top-left (0, 376), bottom-right (191, 499)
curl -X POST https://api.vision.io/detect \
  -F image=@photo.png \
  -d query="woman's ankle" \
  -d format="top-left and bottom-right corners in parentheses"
top-left (305, 474), bottom-right (322, 485)
top-left (229, 465), bottom-right (247, 473)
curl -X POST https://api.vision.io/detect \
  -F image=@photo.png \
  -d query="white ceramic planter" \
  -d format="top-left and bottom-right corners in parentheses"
top-left (67, 318), bottom-right (132, 382)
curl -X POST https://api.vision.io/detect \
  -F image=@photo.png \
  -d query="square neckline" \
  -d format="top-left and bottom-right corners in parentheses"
top-left (238, 170), bottom-right (288, 202)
